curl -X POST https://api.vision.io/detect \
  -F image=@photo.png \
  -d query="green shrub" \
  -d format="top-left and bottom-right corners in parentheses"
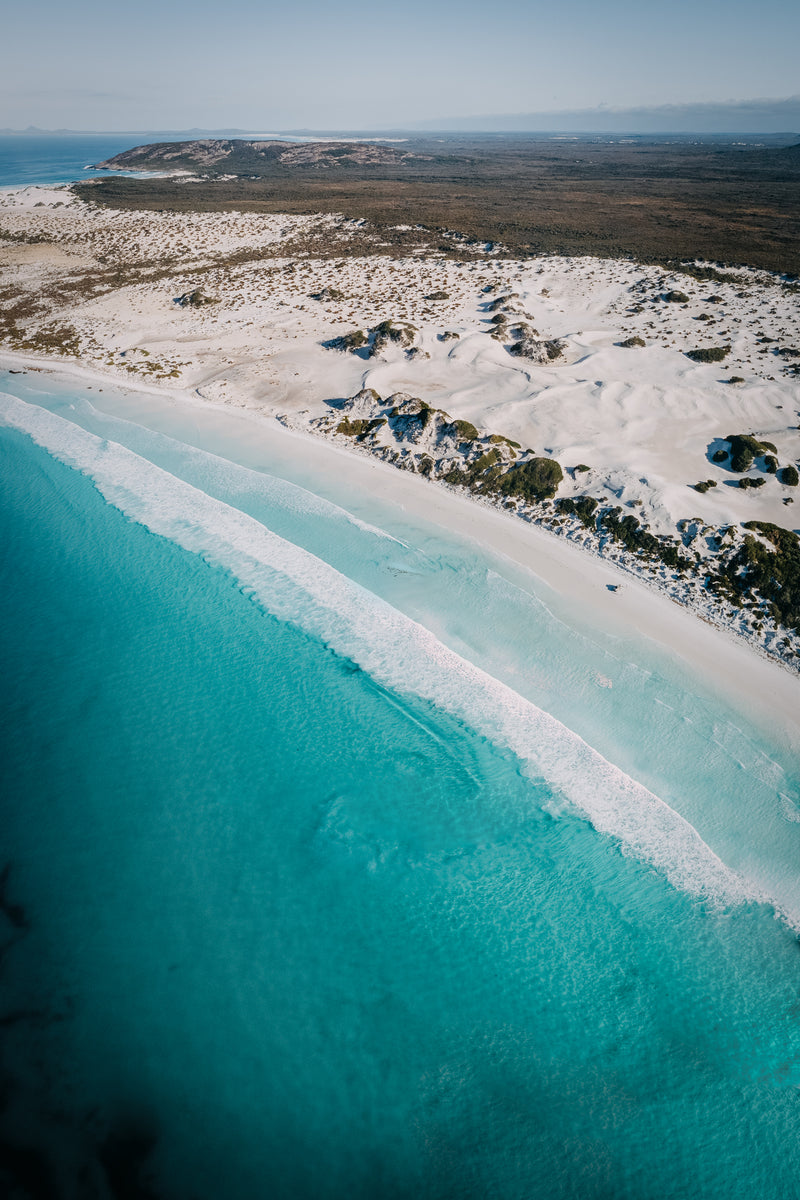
top-left (556, 496), bottom-right (599, 526)
top-left (327, 329), bottom-right (367, 352)
top-left (336, 416), bottom-right (385, 439)
top-left (686, 346), bottom-right (730, 363)
top-left (765, 455), bottom-right (778, 474)
top-left (601, 509), bottom-right (691, 569)
top-left (574, 464), bottom-right (590, 473)
top-left (720, 522), bottom-right (800, 633)
top-left (487, 434), bottom-right (521, 448)
top-left (664, 290), bottom-right (690, 303)
top-left (490, 457), bottom-right (564, 503)
top-left (780, 465), bottom-right (799, 486)
top-left (712, 448), bottom-right (728, 463)
top-left (693, 480), bottom-right (717, 493)
top-left (618, 336), bottom-right (646, 348)
top-left (725, 433), bottom-right (778, 472)
top-left (738, 477), bottom-right (766, 489)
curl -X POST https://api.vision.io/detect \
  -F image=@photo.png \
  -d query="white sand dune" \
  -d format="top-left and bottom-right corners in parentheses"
top-left (1, 182), bottom-right (799, 693)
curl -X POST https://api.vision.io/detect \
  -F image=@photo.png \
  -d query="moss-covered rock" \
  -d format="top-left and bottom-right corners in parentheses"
top-left (444, 419), bottom-right (480, 443)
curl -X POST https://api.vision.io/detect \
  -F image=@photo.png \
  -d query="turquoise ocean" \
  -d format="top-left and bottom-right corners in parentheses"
top-left (1, 145), bottom-right (800, 1198)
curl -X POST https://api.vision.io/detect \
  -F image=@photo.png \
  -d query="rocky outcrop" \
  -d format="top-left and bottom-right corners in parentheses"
top-left (311, 388), bottom-right (562, 501)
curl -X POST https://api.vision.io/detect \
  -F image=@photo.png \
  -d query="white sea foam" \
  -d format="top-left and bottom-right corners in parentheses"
top-left (0, 392), bottom-right (774, 912)
top-left (66, 395), bottom-right (409, 547)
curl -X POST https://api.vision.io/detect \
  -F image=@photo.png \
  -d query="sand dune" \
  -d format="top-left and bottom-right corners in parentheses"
top-left (1, 182), bottom-right (798, 673)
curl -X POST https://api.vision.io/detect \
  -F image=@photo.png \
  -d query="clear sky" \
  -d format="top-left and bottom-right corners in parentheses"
top-left (3, 0), bottom-right (799, 130)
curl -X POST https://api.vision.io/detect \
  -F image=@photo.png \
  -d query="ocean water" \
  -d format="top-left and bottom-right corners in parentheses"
top-left (3, 136), bottom-right (800, 1198)
top-left (0, 135), bottom-right (171, 189)
top-left (2, 374), bottom-right (800, 1199)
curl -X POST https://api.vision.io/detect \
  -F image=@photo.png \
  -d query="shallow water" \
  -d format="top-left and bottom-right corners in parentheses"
top-left (2, 378), bottom-right (800, 1198)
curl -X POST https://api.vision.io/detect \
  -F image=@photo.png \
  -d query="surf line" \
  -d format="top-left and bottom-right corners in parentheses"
top-left (0, 391), bottom-right (773, 916)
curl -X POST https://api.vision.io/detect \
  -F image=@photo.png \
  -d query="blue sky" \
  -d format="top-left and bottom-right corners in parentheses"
top-left (3, 0), bottom-right (799, 130)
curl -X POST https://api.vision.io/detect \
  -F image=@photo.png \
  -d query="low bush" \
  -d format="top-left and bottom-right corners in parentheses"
top-left (725, 433), bottom-right (778, 472)
top-left (556, 496), bottom-right (599, 526)
top-left (686, 345), bottom-right (730, 363)
top-left (327, 329), bottom-right (367, 352)
top-left (490, 457), bottom-right (564, 503)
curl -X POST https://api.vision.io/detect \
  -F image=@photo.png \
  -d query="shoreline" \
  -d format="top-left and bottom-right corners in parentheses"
top-left (3, 347), bottom-right (799, 752)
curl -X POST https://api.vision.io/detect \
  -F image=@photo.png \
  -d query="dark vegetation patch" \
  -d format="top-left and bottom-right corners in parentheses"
top-left (491, 457), bottom-right (564, 503)
top-left (601, 509), bottom-right (692, 570)
top-left (724, 433), bottom-right (778, 472)
top-left (325, 329), bottom-right (368, 352)
top-left (618, 336), bottom-right (646, 348)
top-left (556, 495), bottom-right (599, 526)
top-left (712, 521), bottom-right (800, 633)
top-left (446, 418), bottom-right (480, 442)
top-left (336, 416), bottom-right (386, 440)
top-left (685, 345), bottom-right (730, 363)
top-left (324, 320), bottom-right (416, 357)
top-left (73, 135), bottom-right (800, 275)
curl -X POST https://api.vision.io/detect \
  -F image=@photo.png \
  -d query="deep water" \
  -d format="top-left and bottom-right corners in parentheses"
top-left (2, 383), bottom-right (800, 1199)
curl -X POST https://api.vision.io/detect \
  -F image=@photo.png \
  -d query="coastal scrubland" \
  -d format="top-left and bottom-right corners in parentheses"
top-left (76, 136), bottom-right (800, 276)
top-left (1, 139), bottom-right (799, 668)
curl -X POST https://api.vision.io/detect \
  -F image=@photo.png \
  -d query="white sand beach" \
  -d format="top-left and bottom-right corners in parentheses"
top-left (1, 182), bottom-right (799, 740)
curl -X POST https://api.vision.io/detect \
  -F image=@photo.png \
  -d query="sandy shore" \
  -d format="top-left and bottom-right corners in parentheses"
top-left (3, 347), bottom-right (799, 755)
top-left (1, 181), bottom-right (798, 734)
